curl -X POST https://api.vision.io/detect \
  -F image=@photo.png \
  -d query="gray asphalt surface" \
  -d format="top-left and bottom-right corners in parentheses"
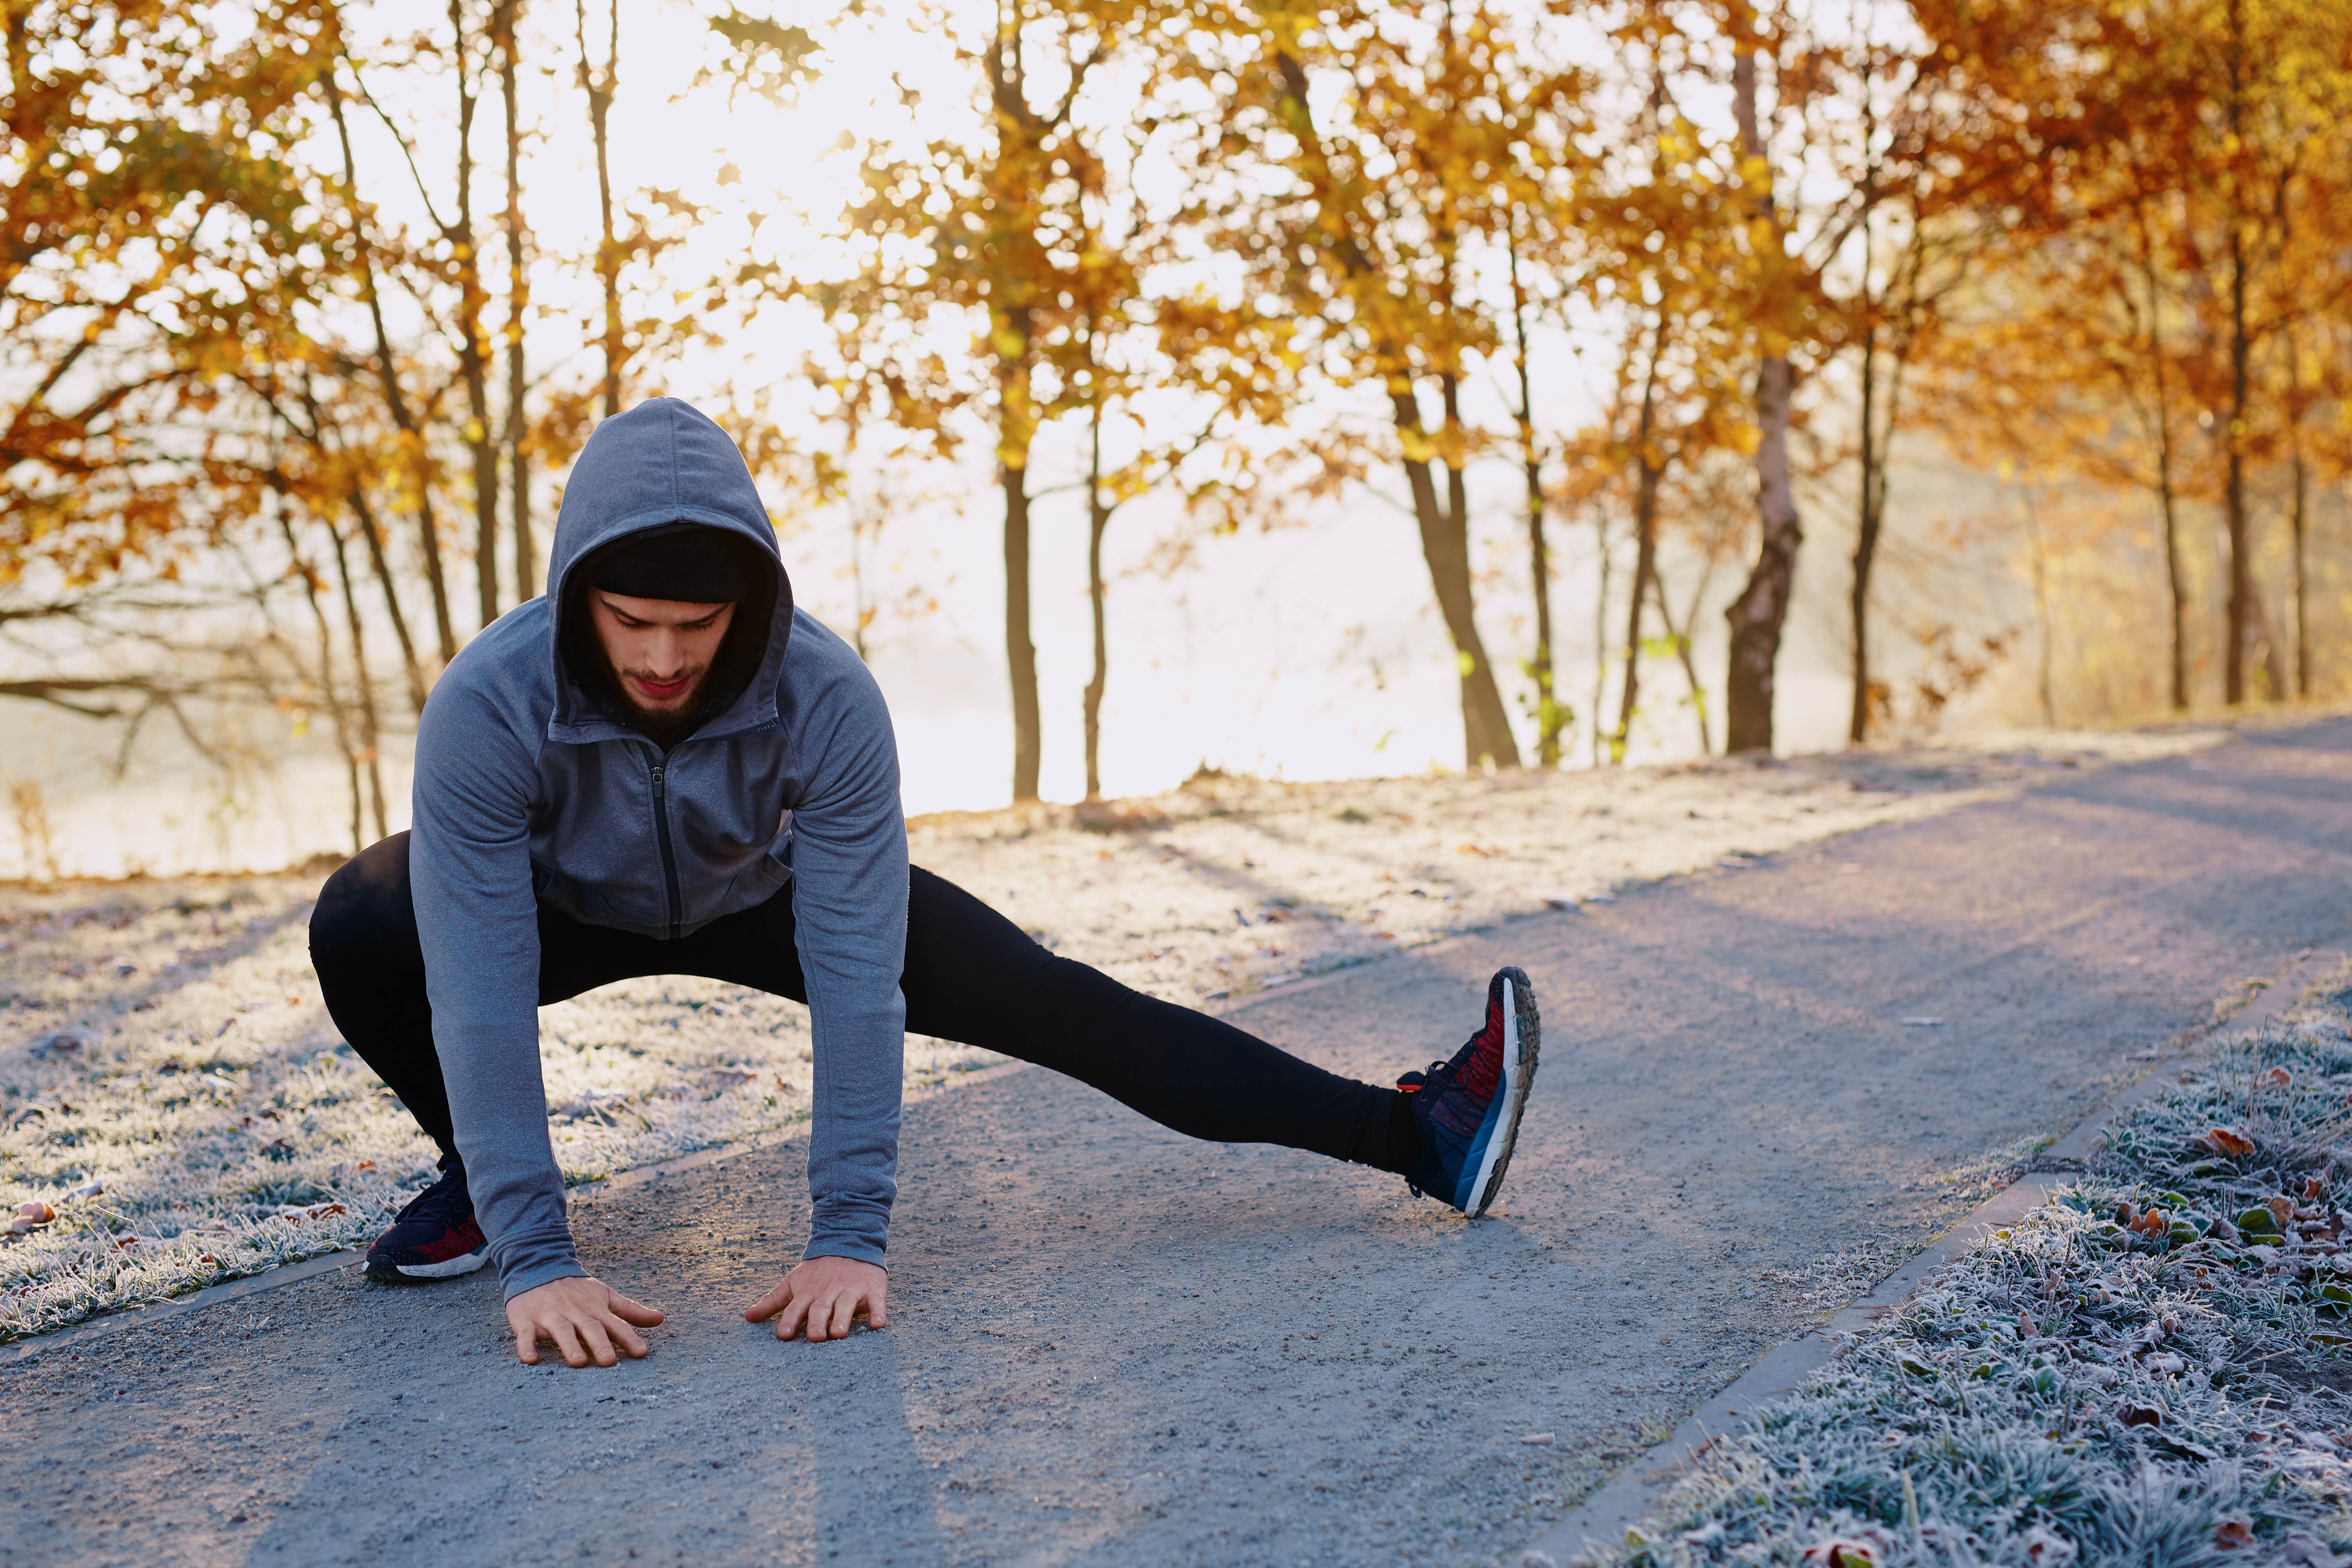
top-left (8, 720), bottom-right (2352, 1567)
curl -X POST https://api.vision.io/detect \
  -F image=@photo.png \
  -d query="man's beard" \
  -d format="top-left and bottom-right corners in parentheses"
top-left (606, 653), bottom-right (713, 728)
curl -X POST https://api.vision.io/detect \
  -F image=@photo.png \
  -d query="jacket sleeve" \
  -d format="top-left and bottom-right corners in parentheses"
top-left (409, 676), bottom-right (585, 1301)
top-left (786, 656), bottom-right (910, 1266)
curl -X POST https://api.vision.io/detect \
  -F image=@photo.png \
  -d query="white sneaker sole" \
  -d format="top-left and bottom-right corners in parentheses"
top-left (1464, 970), bottom-right (1541, 1218)
top-left (369, 1247), bottom-right (491, 1282)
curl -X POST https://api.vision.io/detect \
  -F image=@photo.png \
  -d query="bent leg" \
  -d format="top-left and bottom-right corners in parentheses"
top-left (310, 832), bottom-right (454, 1158)
top-left (309, 833), bottom-right (682, 1163)
top-left (898, 867), bottom-right (1408, 1170)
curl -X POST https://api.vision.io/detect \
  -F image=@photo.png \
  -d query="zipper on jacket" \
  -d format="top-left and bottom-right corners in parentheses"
top-left (649, 753), bottom-right (684, 939)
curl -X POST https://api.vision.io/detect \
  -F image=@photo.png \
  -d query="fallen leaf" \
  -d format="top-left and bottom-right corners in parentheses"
top-left (2019, 1310), bottom-right (2040, 1336)
top-left (1801, 1539), bottom-right (1882, 1568)
top-left (2271, 1196), bottom-right (2297, 1227)
top-left (2260, 1068), bottom-right (2293, 1091)
top-left (68, 1178), bottom-right (104, 1200)
top-left (2207, 1127), bottom-right (2257, 1156)
top-left (2119, 1401), bottom-right (2165, 1427)
top-left (1520, 1432), bottom-right (1555, 1445)
top-left (2020, 1525), bottom-right (2078, 1566)
top-left (2215, 1519), bottom-right (2254, 1550)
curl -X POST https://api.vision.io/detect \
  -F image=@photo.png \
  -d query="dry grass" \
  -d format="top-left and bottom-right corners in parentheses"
top-left (1584, 973), bottom-right (2352, 1568)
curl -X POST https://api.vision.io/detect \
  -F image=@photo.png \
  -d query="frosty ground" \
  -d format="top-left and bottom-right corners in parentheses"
top-left (7, 718), bottom-right (2352, 1568)
top-left (1, 729), bottom-right (2205, 1336)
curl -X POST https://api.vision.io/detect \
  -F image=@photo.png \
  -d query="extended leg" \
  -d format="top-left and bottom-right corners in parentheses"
top-left (892, 868), bottom-right (1413, 1171)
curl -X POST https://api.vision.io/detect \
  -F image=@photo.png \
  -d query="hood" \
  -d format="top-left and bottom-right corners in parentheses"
top-left (544, 396), bottom-right (794, 741)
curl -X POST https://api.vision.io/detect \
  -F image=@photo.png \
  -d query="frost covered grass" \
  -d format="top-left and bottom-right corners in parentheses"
top-left (0, 730), bottom-right (2212, 1342)
top-left (0, 885), bottom-right (994, 1342)
top-left (1591, 973), bottom-right (2352, 1568)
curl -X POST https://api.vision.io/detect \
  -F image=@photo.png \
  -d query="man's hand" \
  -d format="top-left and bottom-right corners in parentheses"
top-left (505, 1275), bottom-right (665, 1368)
top-left (744, 1256), bottom-right (887, 1342)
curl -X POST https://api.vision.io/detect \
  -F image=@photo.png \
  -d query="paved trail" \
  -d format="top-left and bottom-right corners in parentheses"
top-left (9, 720), bottom-right (2352, 1568)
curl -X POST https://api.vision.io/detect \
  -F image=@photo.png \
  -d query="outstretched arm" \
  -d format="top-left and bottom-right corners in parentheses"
top-left (758, 621), bottom-right (909, 1327)
top-left (410, 673), bottom-right (595, 1319)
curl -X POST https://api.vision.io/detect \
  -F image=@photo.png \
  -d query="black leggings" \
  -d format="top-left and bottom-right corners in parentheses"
top-left (308, 833), bottom-right (1408, 1175)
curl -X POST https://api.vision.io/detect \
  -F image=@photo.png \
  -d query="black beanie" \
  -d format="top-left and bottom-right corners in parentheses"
top-left (581, 521), bottom-right (766, 603)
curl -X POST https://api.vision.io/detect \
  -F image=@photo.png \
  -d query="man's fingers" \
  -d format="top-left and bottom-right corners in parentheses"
top-left (607, 1315), bottom-right (650, 1360)
top-left (775, 1290), bottom-right (814, 1342)
top-left (607, 1290), bottom-right (666, 1328)
top-left (865, 1279), bottom-right (889, 1331)
top-left (516, 1333), bottom-right (541, 1366)
top-left (744, 1279), bottom-right (794, 1324)
top-left (580, 1319), bottom-right (619, 1370)
top-left (824, 1289), bottom-right (860, 1341)
top-left (554, 1319), bottom-right (591, 1369)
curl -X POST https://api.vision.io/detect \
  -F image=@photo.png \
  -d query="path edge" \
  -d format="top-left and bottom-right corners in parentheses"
top-left (1521, 946), bottom-right (2345, 1568)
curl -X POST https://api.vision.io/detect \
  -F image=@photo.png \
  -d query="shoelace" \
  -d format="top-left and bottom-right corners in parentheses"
top-left (394, 1168), bottom-right (470, 1226)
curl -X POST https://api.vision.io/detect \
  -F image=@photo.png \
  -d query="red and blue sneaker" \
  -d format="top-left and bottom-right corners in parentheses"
top-left (1396, 967), bottom-right (1541, 1216)
top-left (364, 1161), bottom-right (490, 1283)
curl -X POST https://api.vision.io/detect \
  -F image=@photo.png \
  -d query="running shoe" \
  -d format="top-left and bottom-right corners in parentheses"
top-left (364, 1161), bottom-right (490, 1283)
top-left (1396, 967), bottom-right (1541, 1216)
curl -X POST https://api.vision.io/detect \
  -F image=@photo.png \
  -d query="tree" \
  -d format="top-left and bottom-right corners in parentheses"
top-left (722, 0), bottom-right (1167, 802)
top-left (1174, 0), bottom-right (1599, 771)
top-left (1916, 0), bottom-right (2352, 711)
top-left (0, 0), bottom-right (341, 722)
top-left (1717, 0), bottom-right (1812, 754)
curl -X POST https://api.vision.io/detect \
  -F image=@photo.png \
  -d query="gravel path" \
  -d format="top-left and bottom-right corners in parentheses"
top-left (6, 719), bottom-right (2352, 1567)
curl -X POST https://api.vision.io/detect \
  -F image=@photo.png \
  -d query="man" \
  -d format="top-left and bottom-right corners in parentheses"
top-left (309, 397), bottom-right (1542, 1369)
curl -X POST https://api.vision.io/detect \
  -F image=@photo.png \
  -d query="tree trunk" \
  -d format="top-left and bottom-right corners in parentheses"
top-left (1613, 332), bottom-right (1665, 762)
top-left (325, 71), bottom-right (457, 665)
top-left (327, 512), bottom-right (390, 840)
top-left (1002, 459), bottom-right (1041, 802)
top-left (2291, 440), bottom-right (2308, 701)
top-left (1649, 570), bottom-right (1712, 755)
top-left (1390, 387), bottom-right (1521, 771)
top-left (1850, 315), bottom-right (1880, 745)
top-left (1590, 500), bottom-right (1612, 767)
top-left (1722, 27), bottom-right (1803, 755)
top-left (578, 0), bottom-right (621, 417)
top-left (2221, 0), bottom-right (2254, 705)
top-left (1613, 457), bottom-right (1662, 761)
top-left (1081, 401), bottom-right (1112, 800)
top-left (2132, 202), bottom-right (2189, 711)
top-left (1507, 232), bottom-right (1561, 768)
top-left (500, 0), bottom-right (534, 601)
top-left (2024, 485), bottom-right (2055, 726)
top-left (450, 0), bottom-right (498, 629)
top-left (1724, 356), bottom-right (1802, 752)
top-left (278, 508), bottom-right (363, 854)
top-left (345, 487), bottom-right (427, 715)
top-left (2223, 222), bottom-right (2254, 705)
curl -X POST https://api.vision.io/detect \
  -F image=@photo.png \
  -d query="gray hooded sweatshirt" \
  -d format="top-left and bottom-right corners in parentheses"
top-left (409, 397), bottom-right (908, 1301)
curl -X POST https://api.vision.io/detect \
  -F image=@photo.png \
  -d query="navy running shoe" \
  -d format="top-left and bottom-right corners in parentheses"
top-left (364, 1162), bottom-right (490, 1283)
top-left (1396, 967), bottom-right (1541, 1216)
